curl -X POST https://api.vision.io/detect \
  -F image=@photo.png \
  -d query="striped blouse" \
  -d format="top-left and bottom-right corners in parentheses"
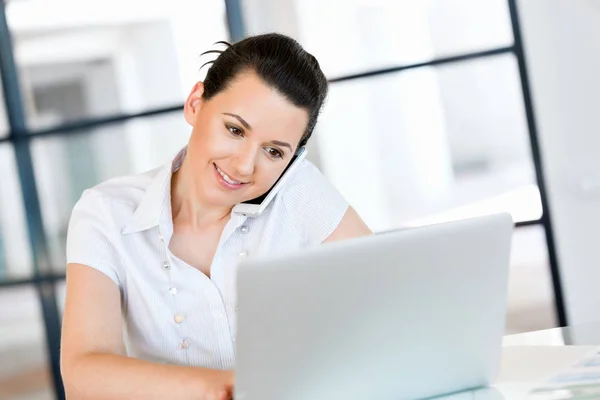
top-left (65, 147), bottom-right (348, 369)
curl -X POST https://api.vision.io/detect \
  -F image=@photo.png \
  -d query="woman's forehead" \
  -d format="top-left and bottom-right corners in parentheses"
top-left (210, 73), bottom-right (309, 140)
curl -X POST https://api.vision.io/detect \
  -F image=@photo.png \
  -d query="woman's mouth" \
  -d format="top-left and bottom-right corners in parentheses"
top-left (213, 163), bottom-right (247, 190)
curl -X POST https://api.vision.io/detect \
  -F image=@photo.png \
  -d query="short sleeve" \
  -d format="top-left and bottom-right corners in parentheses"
top-left (281, 160), bottom-right (349, 244)
top-left (66, 190), bottom-right (122, 288)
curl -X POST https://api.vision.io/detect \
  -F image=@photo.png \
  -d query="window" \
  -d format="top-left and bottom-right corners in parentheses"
top-left (6, 0), bottom-right (228, 131)
top-left (507, 225), bottom-right (557, 334)
top-left (244, 0), bottom-right (513, 78)
top-left (0, 70), bottom-right (9, 137)
top-left (315, 54), bottom-right (539, 231)
top-left (0, 144), bottom-right (34, 279)
top-left (0, 285), bottom-right (54, 400)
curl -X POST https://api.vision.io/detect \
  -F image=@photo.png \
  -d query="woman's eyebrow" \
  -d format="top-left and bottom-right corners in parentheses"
top-left (271, 140), bottom-right (292, 152)
top-left (223, 113), bottom-right (252, 130)
top-left (223, 113), bottom-right (292, 151)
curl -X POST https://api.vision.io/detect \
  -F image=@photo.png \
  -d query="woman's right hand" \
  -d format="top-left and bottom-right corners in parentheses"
top-left (204, 369), bottom-right (234, 400)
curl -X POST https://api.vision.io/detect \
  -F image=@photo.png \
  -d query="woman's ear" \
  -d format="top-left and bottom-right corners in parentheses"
top-left (183, 82), bottom-right (205, 126)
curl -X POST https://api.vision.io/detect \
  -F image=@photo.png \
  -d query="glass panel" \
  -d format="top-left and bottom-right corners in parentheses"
top-left (244, 0), bottom-right (513, 78)
top-left (507, 225), bottom-right (557, 334)
top-left (31, 110), bottom-right (190, 272)
top-left (56, 280), bottom-right (66, 317)
top-left (6, 0), bottom-right (228, 131)
top-left (0, 68), bottom-right (9, 138)
top-left (314, 53), bottom-right (539, 232)
top-left (0, 144), bottom-right (35, 280)
top-left (0, 285), bottom-right (54, 400)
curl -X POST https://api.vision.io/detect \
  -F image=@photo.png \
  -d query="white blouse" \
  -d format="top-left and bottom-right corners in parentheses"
top-left (66, 147), bottom-right (348, 370)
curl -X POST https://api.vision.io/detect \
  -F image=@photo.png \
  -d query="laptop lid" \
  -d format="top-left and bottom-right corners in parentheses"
top-left (235, 213), bottom-right (513, 400)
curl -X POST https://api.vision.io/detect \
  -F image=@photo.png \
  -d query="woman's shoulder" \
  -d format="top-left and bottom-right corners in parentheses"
top-left (280, 159), bottom-right (327, 193)
top-left (276, 159), bottom-right (349, 243)
top-left (70, 165), bottom-right (166, 234)
top-left (83, 166), bottom-right (163, 206)
top-left (66, 167), bottom-right (166, 289)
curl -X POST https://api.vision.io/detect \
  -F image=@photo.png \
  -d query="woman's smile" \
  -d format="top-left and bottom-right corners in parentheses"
top-left (213, 163), bottom-right (248, 190)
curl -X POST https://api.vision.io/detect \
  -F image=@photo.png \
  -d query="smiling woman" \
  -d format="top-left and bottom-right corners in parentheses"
top-left (180, 70), bottom-right (311, 205)
top-left (59, 33), bottom-right (371, 400)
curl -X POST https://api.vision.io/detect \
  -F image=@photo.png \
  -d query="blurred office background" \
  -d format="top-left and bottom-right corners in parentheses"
top-left (1, 0), bottom-right (600, 399)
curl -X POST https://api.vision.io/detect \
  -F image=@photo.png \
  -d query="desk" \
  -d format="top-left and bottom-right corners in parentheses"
top-left (502, 322), bottom-right (600, 347)
top-left (435, 323), bottom-right (600, 399)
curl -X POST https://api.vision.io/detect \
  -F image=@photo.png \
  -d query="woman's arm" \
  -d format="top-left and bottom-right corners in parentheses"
top-left (323, 206), bottom-right (372, 243)
top-left (61, 264), bottom-right (233, 400)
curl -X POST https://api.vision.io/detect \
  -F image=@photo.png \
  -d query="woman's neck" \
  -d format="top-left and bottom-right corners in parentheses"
top-left (170, 156), bottom-right (232, 232)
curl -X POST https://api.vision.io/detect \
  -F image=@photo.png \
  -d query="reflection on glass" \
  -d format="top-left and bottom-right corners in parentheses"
top-left (315, 53), bottom-right (538, 232)
top-left (6, 0), bottom-right (228, 131)
top-left (507, 225), bottom-right (557, 334)
top-left (31, 111), bottom-right (190, 272)
top-left (244, 0), bottom-right (513, 78)
top-left (56, 280), bottom-right (66, 317)
top-left (0, 285), bottom-right (53, 400)
top-left (0, 145), bottom-right (35, 280)
top-left (0, 71), bottom-right (9, 138)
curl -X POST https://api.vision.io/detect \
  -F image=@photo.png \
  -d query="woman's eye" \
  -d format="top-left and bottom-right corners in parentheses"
top-left (227, 125), bottom-right (243, 137)
top-left (266, 148), bottom-right (283, 159)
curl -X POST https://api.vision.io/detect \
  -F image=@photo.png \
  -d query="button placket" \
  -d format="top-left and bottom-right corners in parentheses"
top-left (238, 222), bottom-right (250, 260)
top-left (159, 230), bottom-right (191, 363)
top-left (232, 223), bottom-right (251, 346)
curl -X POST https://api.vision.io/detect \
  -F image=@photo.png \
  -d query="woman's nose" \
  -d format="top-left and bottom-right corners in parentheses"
top-left (232, 148), bottom-right (256, 178)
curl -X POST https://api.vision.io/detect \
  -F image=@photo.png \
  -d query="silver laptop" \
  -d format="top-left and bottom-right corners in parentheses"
top-left (235, 213), bottom-right (513, 400)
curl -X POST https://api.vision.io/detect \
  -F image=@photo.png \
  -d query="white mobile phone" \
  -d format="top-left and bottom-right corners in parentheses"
top-left (232, 147), bottom-right (307, 217)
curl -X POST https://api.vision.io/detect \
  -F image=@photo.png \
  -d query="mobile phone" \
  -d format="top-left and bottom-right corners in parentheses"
top-left (232, 147), bottom-right (307, 216)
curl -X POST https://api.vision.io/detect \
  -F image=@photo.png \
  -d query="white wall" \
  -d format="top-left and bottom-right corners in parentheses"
top-left (518, 0), bottom-right (600, 325)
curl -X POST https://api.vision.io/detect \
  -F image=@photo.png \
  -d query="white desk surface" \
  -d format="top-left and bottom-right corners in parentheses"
top-left (436, 323), bottom-right (600, 399)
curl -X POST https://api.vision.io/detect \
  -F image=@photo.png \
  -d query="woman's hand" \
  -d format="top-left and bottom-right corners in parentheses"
top-left (204, 369), bottom-right (234, 400)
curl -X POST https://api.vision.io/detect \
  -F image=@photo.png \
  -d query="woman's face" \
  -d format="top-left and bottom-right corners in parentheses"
top-left (183, 72), bottom-right (309, 209)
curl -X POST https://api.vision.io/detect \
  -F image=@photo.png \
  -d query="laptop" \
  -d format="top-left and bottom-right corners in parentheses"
top-left (235, 213), bottom-right (513, 400)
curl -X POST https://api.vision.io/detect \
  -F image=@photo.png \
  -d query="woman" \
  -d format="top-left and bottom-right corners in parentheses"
top-left (60, 33), bottom-right (371, 400)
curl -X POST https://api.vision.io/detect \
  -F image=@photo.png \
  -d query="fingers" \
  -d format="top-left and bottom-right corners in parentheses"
top-left (225, 371), bottom-right (235, 399)
top-left (207, 371), bottom-right (234, 400)
top-left (207, 389), bottom-right (225, 400)
top-left (218, 389), bottom-right (232, 400)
